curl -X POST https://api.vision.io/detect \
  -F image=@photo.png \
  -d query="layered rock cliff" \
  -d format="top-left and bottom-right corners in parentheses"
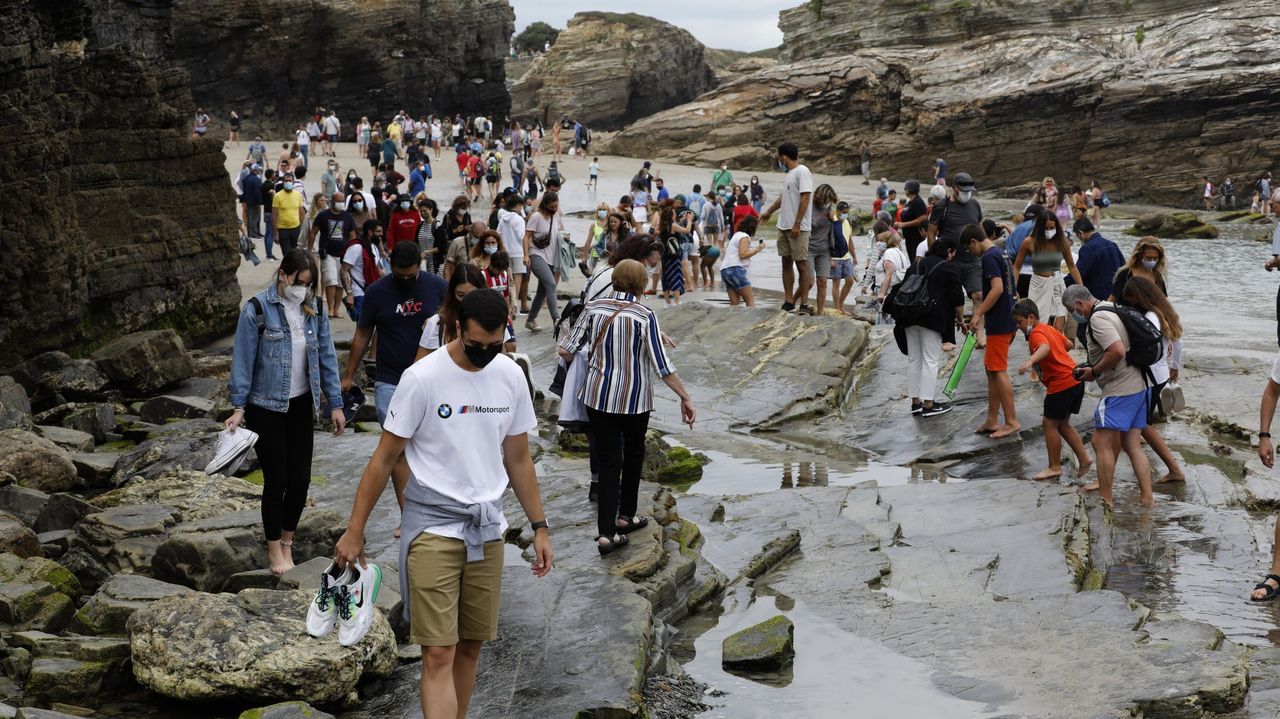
top-left (0, 0), bottom-right (239, 369)
top-left (607, 0), bottom-right (1280, 206)
top-left (172, 0), bottom-right (514, 136)
top-left (510, 12), bottom-right (715, 130)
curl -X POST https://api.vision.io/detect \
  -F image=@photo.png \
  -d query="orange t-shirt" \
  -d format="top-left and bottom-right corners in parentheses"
top-left (1028, 323), bottom-right (1080, 394)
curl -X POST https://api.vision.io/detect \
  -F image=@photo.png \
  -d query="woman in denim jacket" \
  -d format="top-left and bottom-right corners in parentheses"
top-left (227, 249), bottom-right (346, 574)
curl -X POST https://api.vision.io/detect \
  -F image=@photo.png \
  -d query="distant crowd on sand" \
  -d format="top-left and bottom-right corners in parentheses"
top-left (196, 98), bottom-right (1280, 715)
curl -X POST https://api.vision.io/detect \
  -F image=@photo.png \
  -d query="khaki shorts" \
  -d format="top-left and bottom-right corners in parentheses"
top-left (509, 255), bottom-right (527, 276)
top-left (776, 228), bottom-right (811, 261)
top-left (406, 532), bottom-right (503, 646)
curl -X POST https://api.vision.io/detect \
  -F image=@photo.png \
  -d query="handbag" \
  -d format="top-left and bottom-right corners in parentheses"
top-left (557, 348), bottom-right (590, 430)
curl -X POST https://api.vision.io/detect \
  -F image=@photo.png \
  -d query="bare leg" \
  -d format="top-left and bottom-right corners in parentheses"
top-left (1059, 419), bottom-right (1093, 476)
top-left (1121, 428), bottom-right (1155, 506)
top-left (1034, 417), bottom-right (1064, 480)
top-left (1251, 518), bottom-right (1280, 599)
top-left (267, 539), bottom-right (291, 574)
top-left (740, 286), bottom-right (756, 308)
top-left (977, 370), bottom-right (1002, 434)
top-left (815, 276), bottom-right (827, 315)
top-left (795, 260), bottom-right (812, 308)
top-left (781, 257), bottom-right (796, 304)
top-left (990, 371), bottom-right (1021, 437)
top-left (453, 640), bottom-right (484, 718)
top-left (421, 645), bottom-right (458, 719)
top-left (1088, 428), bottom-right (1117, 503)
top-left (1144, 426), bottom-right (1186, 482)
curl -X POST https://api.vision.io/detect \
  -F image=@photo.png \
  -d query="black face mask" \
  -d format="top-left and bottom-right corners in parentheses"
top-left (393, 273), bottom-right (418, 292)
top-left (462, 338), bottom-right (503, 368)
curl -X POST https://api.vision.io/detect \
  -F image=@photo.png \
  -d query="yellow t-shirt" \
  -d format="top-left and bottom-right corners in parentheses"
top-left (388, 123), bottom-right (403, 140)
top-left (273, 189), bottom-right (304, 229)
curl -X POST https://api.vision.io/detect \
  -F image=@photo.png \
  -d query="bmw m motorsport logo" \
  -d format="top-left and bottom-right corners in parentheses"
top-left (437, 404), bottom-right (452, 419)
top-left (438, 404), bottom-right (509, 419)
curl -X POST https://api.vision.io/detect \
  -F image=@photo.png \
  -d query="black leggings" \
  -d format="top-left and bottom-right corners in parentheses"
top-left (246, 394), bottom-right (315, 541)
top-left (587, 407), bottom-right (651, 539)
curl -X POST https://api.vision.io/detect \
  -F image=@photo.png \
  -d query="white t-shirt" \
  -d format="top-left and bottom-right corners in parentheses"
top-left (342, 243), bottom-right (382, 297)
top-left (779, 164), bottom-right (814, 231)
top-left (323, 116), bottom-right (340, 135)
top-left (296, 130), bottom-right (310, 147)
top-left (431, 122), bottom-right (442, 140)
top-left (589, 162), bottom-right (599, 176)
top-left (1145, 311), bottom-right (1170, 385)
top-left (882, 246), bottom-right (910, 286)
top-left (722, 231), bottom-right (755, 270)
top-left (498, 209), bottom-right (526, 260)
top-left (419, 314), bottom-right (514, 351)
top-left (281, 298), bottom-right (309, 398)
top-left (383, 349), bottom-right (536, 540)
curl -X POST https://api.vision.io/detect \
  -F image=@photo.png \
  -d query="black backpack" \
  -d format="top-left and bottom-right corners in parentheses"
top-left (662, 235), bottom-right (682, 259)
top-left (1089, 304), bottom-right (1163, 379)
top-left (888, 261), bottom-right (939, 323)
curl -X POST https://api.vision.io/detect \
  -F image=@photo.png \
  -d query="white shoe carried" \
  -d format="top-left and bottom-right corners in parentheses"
top-left (336, 563), bottom-right (383, 647)
top-left (204, 428), bottom-right (259, 476)
top-left (305, 561), bottom-right (350, 638)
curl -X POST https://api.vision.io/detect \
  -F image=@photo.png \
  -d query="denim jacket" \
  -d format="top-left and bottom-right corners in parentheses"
top-left (228, 283), bottom-right (342, 414)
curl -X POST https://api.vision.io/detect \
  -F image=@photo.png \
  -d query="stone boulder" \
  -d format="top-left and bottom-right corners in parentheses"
top-left (57, 403), bottom-right (116, 444)
top-left (56, 549), bottom-right (112, 596)
top-left (32, 426), bottom-right (93, 453)
top-left (0, 554), bottom-right (81, 599)
top-left (34, 493), bottom-right (99, 534)
top-left (128, 589), bottom-right (396, 704)
top-left (0, 430), bottom-right (75, 494)
top-left (9, 631), bottom-right (134, 706)
top-left (110, 419), bottom-right (221, 485)
top-left (139, 395), bottom-right (215, 424)
top-left (92, 330), bottom-right (195, 396)
top-left (511, 12), bottom-right (716, 129)
top-left (76, 504), bottom-right (180, 573)
top-left (95, 469), bottom-right (259, 521)
top-left (0, 514), bottom-right (40, 559)
top-left (70, 574), bottom-right (192, 637)
top-left (9, 352), bottom-right (108, 406)
top-left (1126, 212), bottom-right (1220, 239)
top-left (0, 487), bottom-right (48, 530)
top-left (722, 615), bottom-right (795, 671)
top-left (151, 509), bottom-right (344, 592)
top-left (0, 582), bottom-right (74, 635)
top-left (0, 379), bottom-right (31, 431)
top-left (67, 452), bottom-right (120, 488)
top-left (238, 702), bottom-right (334, 719)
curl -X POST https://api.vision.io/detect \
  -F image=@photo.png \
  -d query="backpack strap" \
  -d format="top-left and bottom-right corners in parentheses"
top-left (248, 296), bottom-right (266, 335)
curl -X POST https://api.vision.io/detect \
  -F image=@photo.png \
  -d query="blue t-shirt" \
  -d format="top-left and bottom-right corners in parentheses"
top-left (1004, 219), bottom-right (1034, 273)
top-left (656, 187), bottom-right (669, 201)
top-left (935, 159), bottom-right (947, 179)
top-left (982, 246), bottom-right (1016, 335)
top-left (358, 273), bottom-right (447, 384)
top-left (408, 168), bottom-right (427, 197)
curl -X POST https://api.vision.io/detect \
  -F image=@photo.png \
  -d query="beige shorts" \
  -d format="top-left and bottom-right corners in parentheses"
top-left (321, 256), bottom-right (342, 287)
top-left (776, 228), bottom-right (811, 261)
top-left (509, 255), bottom-right (527, 275)
top-left (406, 532), bottom-right (504, 646)
top-left (1028, 273), bottom-right (1064, 319)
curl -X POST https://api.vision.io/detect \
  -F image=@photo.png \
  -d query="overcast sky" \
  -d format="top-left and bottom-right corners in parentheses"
top-left (510, 1), bottom-right (786, 52)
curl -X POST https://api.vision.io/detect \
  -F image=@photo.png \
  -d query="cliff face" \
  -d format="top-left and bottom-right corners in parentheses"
top-left (608, 0), bottom-right (1280, 205)
top-left (172, 0), bottom-right (514, 135)
top-left (0, 0), bottom-right (239, 369)
top-left (510, 12), bottom-right (715, 130)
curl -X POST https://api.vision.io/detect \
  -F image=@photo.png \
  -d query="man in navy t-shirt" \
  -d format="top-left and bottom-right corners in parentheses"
top-left (342, 242), bottom-right (447, 526)
top-left (966, 224), bottom-right (1020, 439)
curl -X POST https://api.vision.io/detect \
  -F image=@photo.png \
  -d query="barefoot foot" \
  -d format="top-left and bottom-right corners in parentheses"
top-left (990, 423), bottom-right (1022, 439)
top-left (1080, 481), bottom-right (1100, 492)
top-left (1076, 457), bottom-right (1094, 477)
top-left (1033, 468), bottom-right (1063, 481)
top-left (1155, 472), bottom-right (1186, 484)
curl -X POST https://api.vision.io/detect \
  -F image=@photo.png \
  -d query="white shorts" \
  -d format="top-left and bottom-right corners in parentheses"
top-left (1271, 350), bottom-right (1280, 385)
top-left (632, 207), bottom-right (648, 225)
top-left (509, 255), bottom-right (527, 275)
top-left (322, 255), bottom-right (342, 287)
top-left (1028, 273), bottom-right (1064, 319)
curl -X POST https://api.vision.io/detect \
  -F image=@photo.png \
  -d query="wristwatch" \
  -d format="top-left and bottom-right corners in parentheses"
top-left (530, 519), bottom-right (550, 532)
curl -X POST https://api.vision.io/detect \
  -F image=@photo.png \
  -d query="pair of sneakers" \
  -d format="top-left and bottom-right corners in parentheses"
top-left (305, 560), bottom-right (383, 646)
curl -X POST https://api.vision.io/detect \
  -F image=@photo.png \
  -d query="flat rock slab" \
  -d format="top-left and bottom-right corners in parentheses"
top-left (70, 574), bottom-right (192, 636)
top-left (33, 426), bottom-right (93, 453)
top-left (94, 470), bottom-right (258, 521)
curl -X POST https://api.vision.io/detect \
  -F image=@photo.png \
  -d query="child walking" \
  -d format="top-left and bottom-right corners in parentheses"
top-left (721, 216), bottom-right (766, 307)
top-left (1013, 299), bottom-right (1093, 480)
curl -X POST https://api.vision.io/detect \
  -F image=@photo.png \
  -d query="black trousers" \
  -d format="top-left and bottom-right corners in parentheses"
top-left (587, 407), bottom-right (651, 538)
top-left (277, 226), bottom-right (301, 253)
top-left (246, 394), bottom-right (315, 541)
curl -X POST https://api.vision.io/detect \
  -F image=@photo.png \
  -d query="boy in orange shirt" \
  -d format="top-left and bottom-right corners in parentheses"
top-left (1013, 299), bottom-right (1094, 481)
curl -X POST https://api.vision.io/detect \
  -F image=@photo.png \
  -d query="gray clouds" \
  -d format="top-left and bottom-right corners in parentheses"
top-left (510, 1), bottom-right (785, 52)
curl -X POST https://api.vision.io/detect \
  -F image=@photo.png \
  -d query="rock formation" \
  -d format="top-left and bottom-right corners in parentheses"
top-left (606, 0), bottom-right (1280, 206)
top-left (510, 12), bottom-right (716, 130)
top-left (172, 0), bottom-right (515, 136)
top-left (0, 0), bottom-right (239, 370)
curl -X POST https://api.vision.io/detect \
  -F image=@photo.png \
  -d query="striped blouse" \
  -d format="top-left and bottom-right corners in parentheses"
top-left (558, 292), bottom-right (676, 415)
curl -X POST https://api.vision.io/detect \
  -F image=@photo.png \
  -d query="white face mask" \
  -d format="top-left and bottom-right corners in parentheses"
top-left (1044, 229), bottom-right (1058, 240)
top-left (282, 285), bottom-right (308, 304)
top-left (484, 245), bottom-right (498, 255)
top-left (1141, 258), bottom-right (1158, 270)
top-left (958, 190), bottom-right (974, 203)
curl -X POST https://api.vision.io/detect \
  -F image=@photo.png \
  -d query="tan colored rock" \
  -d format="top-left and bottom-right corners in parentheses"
top-left (0, 430), bottom-right (76, 494)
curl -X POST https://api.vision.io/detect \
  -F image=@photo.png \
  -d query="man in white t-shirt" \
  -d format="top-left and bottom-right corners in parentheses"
top-left (340, 225), bottom-right (384, 321)
top-left (498, 192), bottom-right (529, 312)
top-left (759, 142), bottom-right (814, 315)
top-left (336, 290), bottom-right (552, 718)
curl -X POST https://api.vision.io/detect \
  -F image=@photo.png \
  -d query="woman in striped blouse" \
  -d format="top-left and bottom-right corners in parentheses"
top-left (557, 260), bottom-right (697, 555)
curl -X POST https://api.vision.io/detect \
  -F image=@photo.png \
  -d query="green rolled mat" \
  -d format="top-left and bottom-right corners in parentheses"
top-left (943, 332), bottom-right (979, 399)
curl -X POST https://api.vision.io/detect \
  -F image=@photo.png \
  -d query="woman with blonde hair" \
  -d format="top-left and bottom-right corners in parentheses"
top-left (1111, 237), bottom-right (1169, 300)
top-left (874, 223), bottom-right (910, 310)
top-left (807, 183), bottom-right (839, 315)
top-left (580, 201), bottom-right (612, 275)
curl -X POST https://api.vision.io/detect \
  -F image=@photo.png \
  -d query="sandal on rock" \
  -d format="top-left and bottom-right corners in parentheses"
top-left (596, 533), bottom-right (630, 556)
top-left (615, 516), bottom-right (650, 535)
top-left (1252, 574), bottom-right (1280, 602)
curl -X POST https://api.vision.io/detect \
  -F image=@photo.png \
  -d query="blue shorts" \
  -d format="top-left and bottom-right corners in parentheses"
top-left (1094, 390), bottom-right (1149, 432)
top-left (349, 295), bottom-right (364, 322)
top-left (681, 241), bottom-right (695, 261)
top-left (374, 381), bottom-right (398, 425)
top-left (721, 266), bottom-right (750, 290)
top-left (831, 258), bottom-right (856, 280)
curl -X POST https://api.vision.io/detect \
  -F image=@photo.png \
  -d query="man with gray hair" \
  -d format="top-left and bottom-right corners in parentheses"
top-left (1062, 284), bottom-right (1154, 507)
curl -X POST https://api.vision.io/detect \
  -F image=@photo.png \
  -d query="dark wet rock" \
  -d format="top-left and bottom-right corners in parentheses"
top-left (67, 452), bottom-right (119, 488)
top-left (553, 429), bottom-right (589, 456)
top-left (722, 615), bottom-right (795, 671)
top-left (0, 430), bottom-right (76, 494)
top-left (32, 426), bottom-right (94, 454)
top-left (129, 589), bottom-right (396, 703)
top-left (70, 574), bottom-right (192, 637)
top-left (0, 582), bottom-right (74, 635)
top-left (95, 469), bottom-right (258, 521)
top-left (237, 702), bottom-right (335, 719)
top-left (0, 514), bottom-right (40, 560)
top-left (76, 504), bottom-right (180, 573)
top-left (152, 509), bottom-right (343, 592)
top-left (139, 395), bottom-right (215, 424)
top-left (0, 487), bottom-right (48, 531)
top-left (110, 419), bottom-right (220, 485)
top-left (58, 402), bottom-right (116, 444)
top-left (643, 672), bottom-right (712, 719)
top-left (9, 352), bottom-right (108, 407)
top-left (15, 709), bottom-right (84, 719)
top-left (12, 631), bottom-right (133, 706)
top-left (511, 11), bottom-right (715, 129)
top-left (55, 549), bottom-right (111, 596)
top-left (0, 379), bottom-right (31, 432)
top-left (226, 569), bottom-right (280, 592)
top-left (189, 352), bottom-right (232, 380)
top-left (1127, 211), bottom-right (1219, 239)
top-left (0, 554), bottom-right (81, 600)
top-left (34, 494), bottom-right (99, 534)
top-left (36, 531), bottom-right (74, 560)
top-left (92, 330), bottom-right (195, 396)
